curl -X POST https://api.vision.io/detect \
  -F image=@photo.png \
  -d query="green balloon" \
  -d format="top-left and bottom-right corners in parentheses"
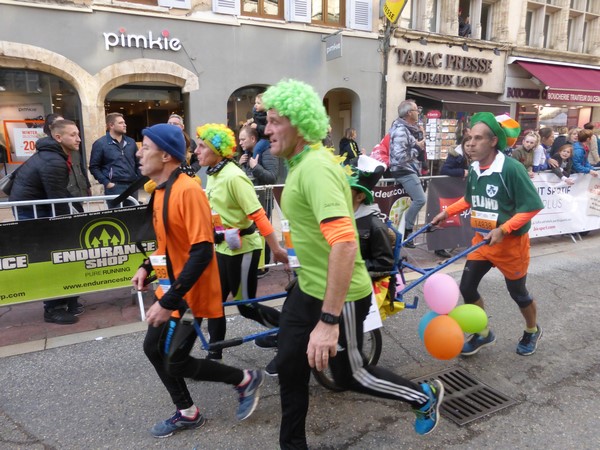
top-left (448, 304), bottom-right (488, 334)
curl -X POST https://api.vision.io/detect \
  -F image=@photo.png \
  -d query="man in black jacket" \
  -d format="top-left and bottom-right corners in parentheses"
top-left (9, 119), bottom-right (83, 324)
top-left (238, 126), bottom-right (279, 185)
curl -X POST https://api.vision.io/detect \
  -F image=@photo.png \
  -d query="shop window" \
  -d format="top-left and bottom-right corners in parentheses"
top-left (105, 84), bottom-right (183, 142)
top-left (0, 69), bottom-right (82, 163)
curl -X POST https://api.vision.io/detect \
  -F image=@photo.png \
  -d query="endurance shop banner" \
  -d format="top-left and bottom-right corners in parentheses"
top-left (0, 206), bottom-right (155, 306)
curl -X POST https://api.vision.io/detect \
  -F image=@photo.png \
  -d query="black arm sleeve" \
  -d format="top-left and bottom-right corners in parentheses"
top-left (158, 241), bottom-right (214, 310)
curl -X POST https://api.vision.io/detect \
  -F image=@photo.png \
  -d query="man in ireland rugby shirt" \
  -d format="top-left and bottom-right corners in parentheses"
top-left (432, 112), bottom-right (544, 357)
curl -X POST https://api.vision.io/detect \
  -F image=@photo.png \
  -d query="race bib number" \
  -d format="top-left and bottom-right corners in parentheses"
top-left (470, 210), bottom-right (498, 235)
top-left (281, 219), bottom-right (300, 268)
top-left (150, 255), bottom-right (171, 293)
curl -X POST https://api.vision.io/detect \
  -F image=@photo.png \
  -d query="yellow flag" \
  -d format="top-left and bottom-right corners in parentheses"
top-left (383, 0), bottom-right (408, 24)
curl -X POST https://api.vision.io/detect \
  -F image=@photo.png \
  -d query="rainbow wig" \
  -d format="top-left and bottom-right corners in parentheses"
top-left (196, 123), bottom-right (236, 159)
top-left (262, 79), bottom-right (329, 144)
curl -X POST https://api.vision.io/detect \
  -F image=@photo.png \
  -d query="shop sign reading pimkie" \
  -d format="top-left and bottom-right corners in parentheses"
top-left (103, 28), bottom-right (182, 52)
top-left (395, 48), bottom-right (493, 88)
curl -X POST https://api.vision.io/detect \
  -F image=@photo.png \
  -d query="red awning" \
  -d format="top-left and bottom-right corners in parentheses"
top-left (517, 61), bottom-right (600, 99)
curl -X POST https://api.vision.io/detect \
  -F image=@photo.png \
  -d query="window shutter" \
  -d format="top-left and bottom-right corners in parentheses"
top-left (213, 0), bottom-right (240, 16)
top-left (347, 0), bottom-right (372, 31)
top-left (285, 0), bottom-right (311, 24)
top-left (158, 0), bottom-right (191, 9)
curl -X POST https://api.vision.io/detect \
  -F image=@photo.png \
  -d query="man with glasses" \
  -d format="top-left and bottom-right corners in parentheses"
top-left (388, 100), bottom-right (427, 247)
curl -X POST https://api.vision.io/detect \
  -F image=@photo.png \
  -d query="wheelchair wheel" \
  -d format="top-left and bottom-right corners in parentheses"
top-left (312, 327), bottom-right (383, 392)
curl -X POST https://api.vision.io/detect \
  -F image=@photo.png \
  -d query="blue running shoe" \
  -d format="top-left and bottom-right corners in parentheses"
top-left (516, 325), bottom-right (542, 356)
top-left (150, 410), bottom-right (206, 438)
top-left (235, 370), bottom-right (265, 420)
top-left (413, 380), bottom-right (444, 435)
top-left (461, 330), bottom-right (496, 356)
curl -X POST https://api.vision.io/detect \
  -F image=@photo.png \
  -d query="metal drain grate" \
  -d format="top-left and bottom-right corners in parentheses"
top-left (412, 366), bottom-right (518, 426)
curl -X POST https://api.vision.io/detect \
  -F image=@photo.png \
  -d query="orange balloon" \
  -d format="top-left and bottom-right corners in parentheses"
top-left (423, 315), bottom-right (464, 360)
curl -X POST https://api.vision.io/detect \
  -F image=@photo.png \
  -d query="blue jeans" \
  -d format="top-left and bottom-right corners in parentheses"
top-left (252, 139), bottom-right (270, 159)
top-left (105, 182), bottom-right (138, 208)
top-left (394, 172), bottom-right (426, 230)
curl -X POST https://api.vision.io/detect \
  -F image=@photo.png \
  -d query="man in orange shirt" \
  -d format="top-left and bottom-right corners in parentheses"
top-left (131, 124), bottom-right (264, 438)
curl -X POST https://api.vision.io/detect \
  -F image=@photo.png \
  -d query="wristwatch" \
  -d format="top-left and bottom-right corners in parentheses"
top-left (320, 312), bottom-right (340, 325)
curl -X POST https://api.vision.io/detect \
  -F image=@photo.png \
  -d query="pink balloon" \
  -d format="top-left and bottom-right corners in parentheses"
top-left (423, 273), bottom-right (460, 314)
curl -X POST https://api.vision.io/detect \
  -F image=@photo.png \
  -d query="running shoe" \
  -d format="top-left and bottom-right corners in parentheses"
top-left (255, 334), bottom-right (278, 348)
top-left (516, 325), bottom-right (543, 356)
top-left (461, 330), bottom-right (496, 356)
top-left (235, 370), bottom-right (264, 420)
top-left (150, 410), bottom-right (206, 438)
top-left (413, 379), bottom-right (444, 435)
top-left (265, 358), bottom-right (278, 377)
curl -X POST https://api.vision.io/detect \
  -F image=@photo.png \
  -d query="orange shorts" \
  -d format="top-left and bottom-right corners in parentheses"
top-left (467, 232), bottom-right (530, 280)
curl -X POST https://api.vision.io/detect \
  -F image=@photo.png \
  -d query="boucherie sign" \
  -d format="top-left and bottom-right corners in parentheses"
top-left (103, 28), bottom-right (182, 52)
top-left (396, 48), bottom-right (492, 88)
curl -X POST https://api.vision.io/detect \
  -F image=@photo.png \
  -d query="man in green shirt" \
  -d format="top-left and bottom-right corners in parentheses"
top-left (263, 80), bottom-right (444, 449)
top-left (432, 112), bottom-right (544, 357)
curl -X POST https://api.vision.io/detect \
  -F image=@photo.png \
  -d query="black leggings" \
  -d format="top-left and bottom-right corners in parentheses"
top-left (460, 259), bottom-right (532, 307)
top-left (207, 250), bottom-right (281, 345)
top-left (143, 317), bottom-right (244, 410)
top-left (277, 285), bottom-right (427, 449)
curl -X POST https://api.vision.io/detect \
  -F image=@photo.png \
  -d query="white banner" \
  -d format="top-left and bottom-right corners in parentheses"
top-left (530, 172), bottom-right (600, 237)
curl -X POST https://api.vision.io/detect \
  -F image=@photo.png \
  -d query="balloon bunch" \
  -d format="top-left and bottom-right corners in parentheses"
top-left (418, 273), bottom-right (487, 360)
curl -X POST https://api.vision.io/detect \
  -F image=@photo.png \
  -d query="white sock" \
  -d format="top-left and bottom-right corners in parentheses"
top-left (239, 369), bottom-right (251, 386)
top-left (179, 405), bottom-right (198, 418)
top-left (478, 327), bottom-right (490, 338)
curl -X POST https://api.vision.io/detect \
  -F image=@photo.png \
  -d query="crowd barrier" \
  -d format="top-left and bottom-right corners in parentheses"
top-left (1, 172), bottom-right (598, 308)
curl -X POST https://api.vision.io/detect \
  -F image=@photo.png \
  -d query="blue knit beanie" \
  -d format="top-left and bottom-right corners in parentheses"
top-left (142, 123), bottom-right (186, 162)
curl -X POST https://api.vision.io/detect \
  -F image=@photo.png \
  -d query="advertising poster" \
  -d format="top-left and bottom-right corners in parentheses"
top-left (0, 104), bottom-right (45, 163)
top-left (12, 126), bottom-right (43, 157)
top-left (425, 177), bottom-right (474, 250)
top-left (0, 206), bottom-right (156, 306)
top-left (372, 184), bottom-right (412, 236)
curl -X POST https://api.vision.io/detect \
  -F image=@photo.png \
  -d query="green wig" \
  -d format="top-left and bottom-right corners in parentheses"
top-left (262, 79), bottom-right (329, 144)
top-left (196, 123), bottom-right (236, 159)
